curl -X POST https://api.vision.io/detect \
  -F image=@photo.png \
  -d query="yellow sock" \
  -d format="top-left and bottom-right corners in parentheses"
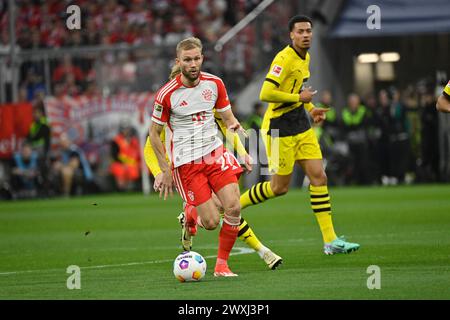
top-left (240, 181), bottom-right (275, 210)
top-left (310, 185), bottom-right (337, 244)
top-left (238, 218), bottom-right (263, 251)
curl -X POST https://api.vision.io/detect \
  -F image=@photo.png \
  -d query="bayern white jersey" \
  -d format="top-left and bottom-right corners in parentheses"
top-left (151, 72), bottom-right (231, 168)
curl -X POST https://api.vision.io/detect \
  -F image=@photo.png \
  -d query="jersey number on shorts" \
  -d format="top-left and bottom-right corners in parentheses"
top-left (218, 151), bottom-right (239, 171)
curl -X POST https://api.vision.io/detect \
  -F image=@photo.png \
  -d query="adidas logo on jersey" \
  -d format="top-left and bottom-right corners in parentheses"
top-left (180, 100), bottom-right (188, 107)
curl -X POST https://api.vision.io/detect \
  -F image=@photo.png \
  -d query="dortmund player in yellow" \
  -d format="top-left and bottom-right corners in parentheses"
top-left (240, 15), bottom-right (360, 255)
top-left (436, 80), bottom-right (450, 113)
top-left (143, 65), bottom-right (283, 270)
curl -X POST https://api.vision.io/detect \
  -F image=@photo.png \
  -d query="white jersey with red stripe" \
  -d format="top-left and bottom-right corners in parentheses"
top-left (151, 72), bottom-right (231, 168)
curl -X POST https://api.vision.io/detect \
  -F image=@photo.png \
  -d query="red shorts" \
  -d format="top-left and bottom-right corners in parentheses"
top-left (173, 146), bottom-right (243, 206)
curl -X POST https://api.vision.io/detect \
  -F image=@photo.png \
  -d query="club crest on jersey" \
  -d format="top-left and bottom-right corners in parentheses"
top-left (202, 89), bottom-right (213, 101)
top-left (270, 65), bottom-right (283, 77)
top-left (188, 190), bottom-right (195, 201)
top-left (153, 103), bottom-right (163, 118)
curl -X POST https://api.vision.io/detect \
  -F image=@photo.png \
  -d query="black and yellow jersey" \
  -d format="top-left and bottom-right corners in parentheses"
top-left (261, 45), bottom-right (314, 137)
top-left (443, 80), bottom-right (450, 99)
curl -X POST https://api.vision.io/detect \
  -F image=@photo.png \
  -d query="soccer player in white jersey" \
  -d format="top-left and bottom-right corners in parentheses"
top-left (150, 37), bottom-right (245, 277)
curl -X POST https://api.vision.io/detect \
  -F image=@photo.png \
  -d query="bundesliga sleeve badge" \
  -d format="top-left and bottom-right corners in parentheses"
top-left (270, 64), bottom-right (283, 77)
top-left (153, 103), bottom-right (163, 118)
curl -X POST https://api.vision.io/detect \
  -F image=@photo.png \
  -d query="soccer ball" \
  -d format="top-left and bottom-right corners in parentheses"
top-left (173, 251), bottom-right (207, 282)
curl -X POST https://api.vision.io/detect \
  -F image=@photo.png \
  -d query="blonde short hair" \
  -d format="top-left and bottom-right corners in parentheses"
top-left (176, 37), bottom-right (203, 56)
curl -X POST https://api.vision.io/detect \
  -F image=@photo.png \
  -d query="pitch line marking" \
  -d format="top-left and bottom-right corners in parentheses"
top-left (0, 247), bottom-right (254, 276)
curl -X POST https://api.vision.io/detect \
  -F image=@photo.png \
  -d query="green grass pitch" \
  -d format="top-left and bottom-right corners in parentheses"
top-left (1, 185), bottom-right (449, 300)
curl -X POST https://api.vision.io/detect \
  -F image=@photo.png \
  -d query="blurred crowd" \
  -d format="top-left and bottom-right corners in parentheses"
top-left (1, 98), bottom-right (143, 200)
top-left (234, 81), bottom-right (445, 188)
top-left (0, 0), bottom-right (292, 200)
top-left (1, 0), bottom-right (288, 100)
top-left (309, 85), bottom-right (442, 187)
top-left (0, 1), bottom-right (447, 200)
top-left (1, 0), bottom-right (263, 48)
top-left (1, 82), bottom-right (445, 200)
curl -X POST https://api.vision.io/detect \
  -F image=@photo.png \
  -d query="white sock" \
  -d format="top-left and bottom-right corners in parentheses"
top-left (257, 245), bottom-right (270, 258)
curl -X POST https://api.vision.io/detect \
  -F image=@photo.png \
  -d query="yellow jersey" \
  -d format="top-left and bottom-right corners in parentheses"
top-left (261, 45), bottom-right (314, 137)
top-left (443, 80), bottom-right (450, 99)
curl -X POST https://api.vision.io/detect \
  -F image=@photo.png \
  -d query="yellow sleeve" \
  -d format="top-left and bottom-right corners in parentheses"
top-left (214, 111), bottom-right (247, 157)
top-left (259, 81), bottom-right (300, 103)
top-left (144, 129), bottom-right (169, 177)
top-left (304, 102), bottom-right (314, 112)
top-left (261, 53), bottom-right (299, 103)
top-left (265, 52), bottom-right (290, 87)
top-left (444, 81), bottom-right (450, 98)
top-left (144, 136), bottom-right (162, 177)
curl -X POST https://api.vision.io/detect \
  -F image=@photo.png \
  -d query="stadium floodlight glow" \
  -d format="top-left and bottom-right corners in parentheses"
top-left (357, 53), bottom-right (379, 63)
top-left (380, 52), bottom-right (400, 62)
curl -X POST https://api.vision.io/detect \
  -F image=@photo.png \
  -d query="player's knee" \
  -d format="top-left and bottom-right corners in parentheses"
top-left (202, 216), bottom-right (220, 230)
top-left (311, 171), bottom-right (327, 185)
top-left (224, 202), bottom-right (240, 218)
